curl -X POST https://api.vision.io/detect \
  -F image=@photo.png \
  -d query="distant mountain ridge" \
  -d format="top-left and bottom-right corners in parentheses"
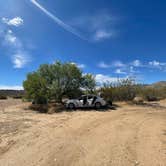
top-left (150, 81), bottom-right (166, 88)
top-left (0, 90), bottom-right (24, 97)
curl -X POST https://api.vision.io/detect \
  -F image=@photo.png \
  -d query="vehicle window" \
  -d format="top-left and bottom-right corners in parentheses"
top-left (79, 96), bottom-right (86, 100)
top-left (78, 96), bottom-right (83, 100)
top-left (88, 96), bottom-right (93, 99)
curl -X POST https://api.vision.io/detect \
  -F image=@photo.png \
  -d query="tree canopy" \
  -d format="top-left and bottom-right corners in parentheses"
top-left (23, 61), bottom-right (96, 104)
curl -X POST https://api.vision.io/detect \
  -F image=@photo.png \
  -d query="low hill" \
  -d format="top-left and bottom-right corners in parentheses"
top-left (0, 90), bottom-right (24, 98)
top-left (150, 81), bottom-right (166, 88)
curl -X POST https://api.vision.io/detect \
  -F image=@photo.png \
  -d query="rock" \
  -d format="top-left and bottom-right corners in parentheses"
top-left (133, 97), bottom-right (144, 104)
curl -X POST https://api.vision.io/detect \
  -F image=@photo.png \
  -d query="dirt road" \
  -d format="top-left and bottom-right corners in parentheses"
top-left (0, 99), bottom-right (166, 166)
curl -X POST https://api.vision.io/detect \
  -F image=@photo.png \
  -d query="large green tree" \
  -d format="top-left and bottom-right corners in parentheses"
top-left (23, 61), bottom-right (96, 104)
top-left (82, 74), bottom-right (96, 93)
top-left (23, 72), bottom-right (48, 104)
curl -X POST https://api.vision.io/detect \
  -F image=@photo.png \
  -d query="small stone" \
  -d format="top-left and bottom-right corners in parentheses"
top-left (135, 160), bottom-right (139, 165)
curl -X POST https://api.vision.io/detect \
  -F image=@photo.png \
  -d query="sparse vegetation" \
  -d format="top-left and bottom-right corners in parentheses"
top-left (0, 90), bottom-right (24, 99)
top-left (99, 78), bottom-right (166, 103)
top-left (100, 78), bottom-right (138, 102)
top-left (23, 61), bottom-right (166, 107)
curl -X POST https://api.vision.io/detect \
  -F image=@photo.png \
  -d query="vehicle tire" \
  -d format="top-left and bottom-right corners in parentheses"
top-left (68, 103), bottom-right (75, 110)
top-left (95, 102), bottom-right (101, 109)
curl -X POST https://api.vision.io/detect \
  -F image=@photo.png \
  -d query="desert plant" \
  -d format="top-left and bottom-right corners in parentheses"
top-left (100, 78), bottom-right (138, 102)
top-left (0, 95), bottom-right (7, 100)
top-left (23, 61), bottom-right (96, 104)
top-left (23, 72), bottom-right (48, 104)
top-left (13, 95), bottom-right (23, 99)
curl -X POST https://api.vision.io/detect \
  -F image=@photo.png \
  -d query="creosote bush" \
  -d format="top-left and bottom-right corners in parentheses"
top-left (100, 78), bottom-right (137, 102)
top-left (100, 78), bottom-right (166, 103)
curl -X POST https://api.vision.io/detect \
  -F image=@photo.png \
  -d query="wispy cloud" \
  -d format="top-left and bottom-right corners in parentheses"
top-left (98, 61), bottom-right (111, 68)
top-left (148, 60), bottom-right (166, 71)
top-left (95, 74), bottom-right (119, 84)
top-left (70, 62), bottom-right (86, 69)
top-left (0, 85), bottom-right (23, 90)
top-left (4, 30), bottom-right (22, 48)
top-left (131, 60), bottom-right (142, 67)
top-left (30, 1), bottom-right (117, 42)
top-left (30, 0), bottom-right (84, 40)
top-left (112, 61), bottom-right (126, 67)
top-left (5, 30), bottom-right (30, 68)
top-left (0, 17), bottom-right (31, 69)
top-left (13, 52), bottom-right (30, 68)
top-left (93, 30), bottom-right (112, 41)
top-left (98, 61), bottom-right (126, 69)
top-left (115, 69), bottom-right (126, 75)
top-left (70, 11), bottom-right (117, 42)
top-left (98, 59), bottom-right (166, 76)
top-left (4, 30), bottom-right (17, 44)
top-left (2, 17), bottom-right (23, 27)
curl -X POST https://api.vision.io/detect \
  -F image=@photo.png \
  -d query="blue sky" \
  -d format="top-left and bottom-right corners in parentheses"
top-left (0, 0), bottom-right (166, 89)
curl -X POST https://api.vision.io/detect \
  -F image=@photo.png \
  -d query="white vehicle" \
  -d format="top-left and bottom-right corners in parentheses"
top-left (65, 95), bottom-right (107, 109)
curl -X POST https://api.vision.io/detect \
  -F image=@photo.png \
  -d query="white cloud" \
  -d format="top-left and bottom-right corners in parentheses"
top-left (1, 29), bottom-right (30, 68)
top-left (129, 66), bottom-right (137, 74)
top-left (77, 64), bottom-right (86, 69)
top-left (70, 62), bottom-right (86, 69)
top-left (2, 17), bottom-right (23, 27)
top-left (98, 62), bottom-right (110, 68)
top-left (30, 0), bottom-right (84, 40)
top-left (98, 60), bottom-right (141, 75)
top-left (4, 30), bottom-right (18, 45)
top-left (148, 60), bottom-right (166, 71)
top-left (93, 30), bottom-right (112, 41)
top-left (115, 69), bottom-right (126, 74)
top-left (149, 60), bottom-right (161, 67)
top-left (0, 85), bottom-right (23, 90)
top-left (13, 52), bottom-right (30, 68)
top-left (132, 60), bottom-right (142, 67)
top-left (95, 74), bottom-right (119, 84)
top-left (112, 61), bottom-right (126, 67)
top-left (70, 11), bottom-right (117, 42)
top-left (97, 59), bottom-right (166, 79)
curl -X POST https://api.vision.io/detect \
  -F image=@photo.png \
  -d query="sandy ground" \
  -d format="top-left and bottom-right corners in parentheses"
top-left (0, 99), bottom-right (166, 166)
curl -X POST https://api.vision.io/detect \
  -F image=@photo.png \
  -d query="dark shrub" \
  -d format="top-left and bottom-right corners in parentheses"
top-left (13, 96), bottom-right (23, 99)
top-left (146, 95), bottom-right (158, 102)
top-left (0, 95), bottom-right (7, 100)
top-left (29, 104), bottom-right (48, 113)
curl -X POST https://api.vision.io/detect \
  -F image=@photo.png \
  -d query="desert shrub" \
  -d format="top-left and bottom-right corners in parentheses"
top-left (100, 78), bottom-right (166, 102)
top-left (48, 103), bottom-right (66, 113)
top-left (137, 86), bottom-right (166, 101)
top-left (29, 104), bottom-right (48, 113)
top-left (29, 102), bottom-right (66, 113)
top-left (100, 78), bottom-right (138, 102)
top-left (133, 96), bottom-right (144, 104)
top-left (13, 95), bottom-right (23, 99)
top-left (0, 95), bottom-right (7, 100)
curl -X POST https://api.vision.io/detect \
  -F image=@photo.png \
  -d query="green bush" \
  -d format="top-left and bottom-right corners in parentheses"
top-left (23, 61), bottom-right (96, 104)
